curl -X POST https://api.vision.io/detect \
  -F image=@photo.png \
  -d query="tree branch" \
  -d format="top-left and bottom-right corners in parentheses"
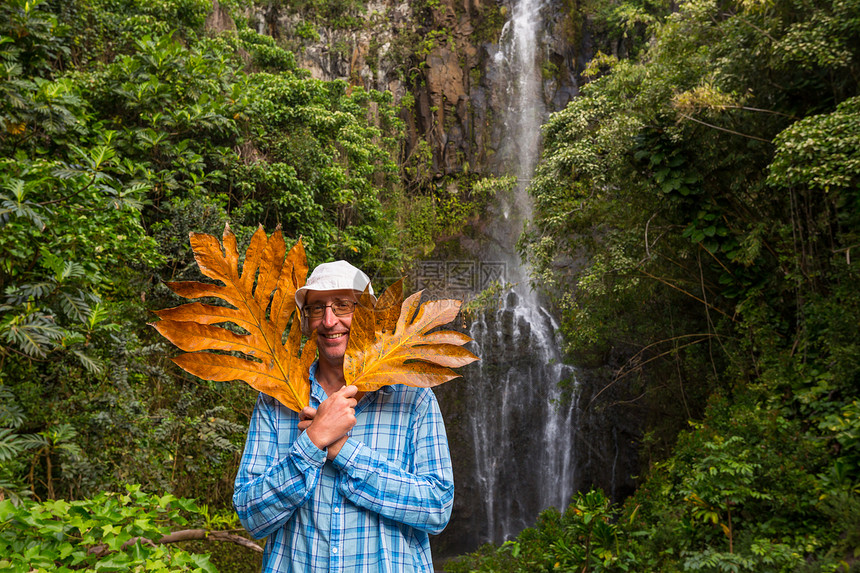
top-left (586, 334), bottom-right (723, 408)
top-left (159, 529), bottom-right (264, 553)
top-left (678, 113), bottom-right (773, 143)
top-left (88, 528), bottom-right (264, 559)
top-left (636, 268), bottom-right (735, 321)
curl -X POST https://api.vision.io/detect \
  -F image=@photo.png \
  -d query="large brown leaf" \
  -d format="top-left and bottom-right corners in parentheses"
top-left (150, 225), bottom-right (315, 412)
top-left (343, 280), bottom-right (479, 391)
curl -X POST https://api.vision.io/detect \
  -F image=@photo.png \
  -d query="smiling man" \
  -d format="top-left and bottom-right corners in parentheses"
top-left (233, 261), bottom-right (454, 572)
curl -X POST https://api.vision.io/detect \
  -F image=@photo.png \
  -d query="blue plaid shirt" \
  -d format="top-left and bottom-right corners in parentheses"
top-left (233, 363), bottom-right (454, 572)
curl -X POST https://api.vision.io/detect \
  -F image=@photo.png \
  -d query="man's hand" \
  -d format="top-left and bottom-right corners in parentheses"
top-left (298, 406), bottom-right (316, 432)
top-left (303, 385), bottom-right (358, 460)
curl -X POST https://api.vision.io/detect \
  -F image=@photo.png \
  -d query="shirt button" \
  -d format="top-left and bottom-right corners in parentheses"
top-left (332, 547), bottom-right (338, 554)
top-left (334, 506), bottom-right (340, 513)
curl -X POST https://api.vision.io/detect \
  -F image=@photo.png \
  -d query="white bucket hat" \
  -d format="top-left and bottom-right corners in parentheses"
top-left (295, 260), bottom-right (376, 309)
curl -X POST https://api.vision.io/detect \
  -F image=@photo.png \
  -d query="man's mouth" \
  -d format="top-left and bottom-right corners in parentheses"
top-left (321, 333), bottom-right (347, 340)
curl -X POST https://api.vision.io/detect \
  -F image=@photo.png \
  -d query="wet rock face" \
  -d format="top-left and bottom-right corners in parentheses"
top-left (570, 364), bottom-right (642, 505)
top-left (255, 0), bottom-right (587, 177)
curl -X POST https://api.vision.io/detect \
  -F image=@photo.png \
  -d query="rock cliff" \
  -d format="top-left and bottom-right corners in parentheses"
top-left (251, 0), bottom-right (587, 180)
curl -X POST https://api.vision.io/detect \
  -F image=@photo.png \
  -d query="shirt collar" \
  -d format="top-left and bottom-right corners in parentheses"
top-left (309, 361), bottom-right (326, 404)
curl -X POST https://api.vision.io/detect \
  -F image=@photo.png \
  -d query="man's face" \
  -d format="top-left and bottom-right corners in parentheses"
top-left (304, 289), bottom-right (358, 363)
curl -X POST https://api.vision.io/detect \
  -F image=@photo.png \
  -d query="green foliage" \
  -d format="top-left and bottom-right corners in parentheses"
top-left (622, 388), bottom-right (854, 572)
top-left (0, 0), bottom-right (409, 532)
top-left (524, 0), bottom-right (860, 420)
top-left (574, 0), bottom-right (673, 60)
top-left (769, 96), bottom-right (860, 192)
top-left (462, 280), bottom-right (514, 317)
top-left (471, 1), bottom-right (506, 44)
top-left (269, 0), bottom-right (366, 31)
top-left (399, 175), bottom-right (513, 255)
top-left (1, 0), bottom-right (70, 77)
top-left (511, 0), bottom-right (860, 569)
top-left (446, 490), bottom-right (636, 572)
top-left (0, 485), bottom-right (218, 572)
top-left (234, 28), bottom-right (299, 71)
top-left (448, 391), bottom-right (857, 572)
top-left (294, 21), bottom-right (320, 41)
top-left (820, 400), bottom-right (860, 493)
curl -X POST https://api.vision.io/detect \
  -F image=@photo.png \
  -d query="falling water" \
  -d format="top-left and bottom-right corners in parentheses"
top-left (414, 0), bottom-right (582, 553)
top-left (466, 295), bottom-right (577, 543)
top-left (463, 0), bottom-right (579, 545)
top-left (498, 0), bottom-right (545, 226)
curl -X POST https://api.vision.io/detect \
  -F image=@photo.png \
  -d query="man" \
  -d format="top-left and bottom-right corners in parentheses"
top-left (233, 261), bottom-right (454, 572)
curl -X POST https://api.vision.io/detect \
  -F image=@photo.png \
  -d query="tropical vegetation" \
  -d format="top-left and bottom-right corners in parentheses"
top-left (1, 0), bottom-right (858, 571)
top-left (451, 0), bottom-right (860, 569)
top-left (0, 0), bottom-right (408, 568)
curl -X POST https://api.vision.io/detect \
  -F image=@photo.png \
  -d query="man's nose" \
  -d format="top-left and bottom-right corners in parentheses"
top-left (321, 306), bottom-right (338, 328)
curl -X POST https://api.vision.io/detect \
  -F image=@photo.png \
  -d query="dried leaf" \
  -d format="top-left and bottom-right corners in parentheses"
top-left (151, 225), bottom-right (315, 412)
top-left (373, 277), bottom-right (403, 334)
top-left (343, 280), bottom-right (479, 391)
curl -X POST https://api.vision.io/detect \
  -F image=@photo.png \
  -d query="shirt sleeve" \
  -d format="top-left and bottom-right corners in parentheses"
top-left (330, 389), bottom-right (454, 535)
top-left (232, 393), bottom-right (327, 539)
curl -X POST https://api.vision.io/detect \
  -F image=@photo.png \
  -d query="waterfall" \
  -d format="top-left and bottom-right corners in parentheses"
top-left (466, 294), bottom-right (577, 543)
top-left (499, 0), bottom-right (545, 225)
top-left (462, 0), bottom-right (578, 545)
top-left (409, 0), bottom-right (582, 555)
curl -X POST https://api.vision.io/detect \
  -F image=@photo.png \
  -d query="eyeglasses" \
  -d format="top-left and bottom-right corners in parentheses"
top-left (302, 300), bottom-right (358, 320)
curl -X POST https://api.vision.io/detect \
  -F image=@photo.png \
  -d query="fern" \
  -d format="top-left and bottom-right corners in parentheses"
top-left (3, 282), bottom-right (55, 304)
top-left (71, 349), bottom-right (103, 375)
top-left (57, 289), bottom-right (91, 322)
top-left (56, 262), bottom-right (87, 283)
top-left (0, 311), bottom-right (65, 357)
top-left (0, 386), bottom-right (26, 429)
top-left (0, 428), bottom-right (27, 462)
